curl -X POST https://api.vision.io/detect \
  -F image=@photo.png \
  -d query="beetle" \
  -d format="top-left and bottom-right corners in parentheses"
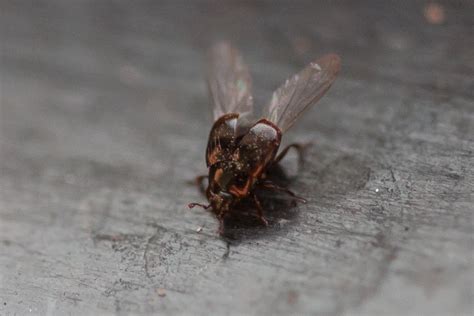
top-left (189, 42), bottom-right (340, 234)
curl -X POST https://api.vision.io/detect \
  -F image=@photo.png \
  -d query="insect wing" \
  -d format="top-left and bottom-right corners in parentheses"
top-left (207, 42), bottom-right (254, 121)
top-left (263, 54), bottom-right (340, 133)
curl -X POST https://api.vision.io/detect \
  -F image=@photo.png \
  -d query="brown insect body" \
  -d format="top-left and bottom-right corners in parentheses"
top-left (205, 113), bottom-right (281, 218)
top-left (189, 42), bottom-right (340, 233)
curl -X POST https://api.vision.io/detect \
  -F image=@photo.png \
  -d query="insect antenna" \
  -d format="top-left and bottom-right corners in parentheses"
top-left (188, 202), bottom-right (212, 210)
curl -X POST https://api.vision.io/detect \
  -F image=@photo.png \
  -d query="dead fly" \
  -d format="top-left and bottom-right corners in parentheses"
top-left (189, 42), bottom-right (340, 234)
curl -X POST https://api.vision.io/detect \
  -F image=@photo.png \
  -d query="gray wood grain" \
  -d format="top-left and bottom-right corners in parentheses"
top-left (1, 1), bottom-right (473, 315)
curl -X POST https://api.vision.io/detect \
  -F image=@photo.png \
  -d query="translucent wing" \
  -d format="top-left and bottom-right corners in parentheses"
top-left (207, 41), bottom-right (254, 121)
top-left (263, 54), bottom-right (341, 133)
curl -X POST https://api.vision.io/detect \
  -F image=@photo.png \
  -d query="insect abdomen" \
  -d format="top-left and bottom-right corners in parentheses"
top-left (234, 119), bottom-right (282, 178)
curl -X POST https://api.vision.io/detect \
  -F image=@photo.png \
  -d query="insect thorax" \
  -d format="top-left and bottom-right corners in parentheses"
top-left (206, 114), bottom-right (282, 198)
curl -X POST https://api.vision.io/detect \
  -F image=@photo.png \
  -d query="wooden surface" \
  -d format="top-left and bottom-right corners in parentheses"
top-left (1, 1), bottom-right (473, 315)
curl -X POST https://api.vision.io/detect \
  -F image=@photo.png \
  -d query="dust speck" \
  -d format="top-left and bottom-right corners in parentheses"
top-left (424, 3), bottom-right (445, 25)
top-left (157, 288), bottom-right (166, 297)
top-left (287, 290), bottom-right (298, 305)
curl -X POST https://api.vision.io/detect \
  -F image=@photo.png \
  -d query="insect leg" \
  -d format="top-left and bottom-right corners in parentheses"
top-left (252, 194), bottom-right (269, 226)
top-left (260, 181), bottom-right (307, 203)
top-left (217, 217), bottom-right (225, 235)
top-left (273, 142), bottom-right (311, 167)
top-left (215, 209), bottom-right (229, 235)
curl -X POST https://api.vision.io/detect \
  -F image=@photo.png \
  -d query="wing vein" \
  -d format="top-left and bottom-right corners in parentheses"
top-left (207, 42), bottom-right (254, 121)
top-left (262, 54), bottom-right (340, 132)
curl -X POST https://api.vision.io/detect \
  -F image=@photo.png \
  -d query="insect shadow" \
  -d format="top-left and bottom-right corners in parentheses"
top-left (219, 153), bottom-right (372, 242)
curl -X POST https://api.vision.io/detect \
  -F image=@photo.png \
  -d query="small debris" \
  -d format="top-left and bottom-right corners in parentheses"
top-left (94, 234), bottom-right (124, 242)
top-left (375, 188), bottom-right (380, 193)
top-left (287, 290), bottom-right (298, 305)
top-left (196, 226), bottom-right (203, 233)
top-left (157, 288), bottom-right (166, 297)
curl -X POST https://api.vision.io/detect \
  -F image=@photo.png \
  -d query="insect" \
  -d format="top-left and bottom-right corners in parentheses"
top-left (189, 42), bottom-right (340, 234)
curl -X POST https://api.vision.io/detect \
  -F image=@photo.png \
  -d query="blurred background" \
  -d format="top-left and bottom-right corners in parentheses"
top-left (1, 1), bottom-right (473, 315)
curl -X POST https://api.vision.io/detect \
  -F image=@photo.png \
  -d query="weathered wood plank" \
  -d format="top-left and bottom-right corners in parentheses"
top-left (1, 1), bottom-right (473, 315)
